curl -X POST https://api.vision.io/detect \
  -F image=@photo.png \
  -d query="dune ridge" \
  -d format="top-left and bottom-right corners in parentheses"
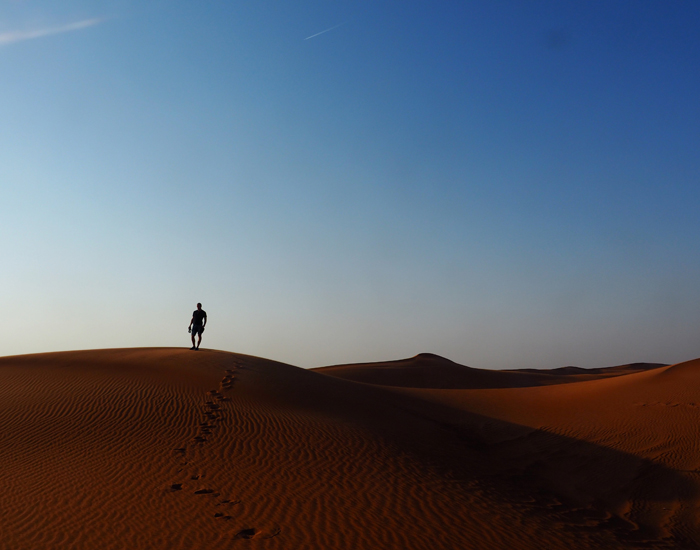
top-left (1, 348), bottom-right (698, 549)
top-left (314, 352), bottom-right (666, 388)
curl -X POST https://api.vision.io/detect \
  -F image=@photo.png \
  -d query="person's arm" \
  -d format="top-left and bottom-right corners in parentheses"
top-left (189, 316), bottom-right (194, 329)
top-left (202, 313), bottom-right (207, 328)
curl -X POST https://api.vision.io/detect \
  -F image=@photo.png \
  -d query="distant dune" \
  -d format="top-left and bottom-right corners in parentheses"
top-left (1, 348), bottom-right (697, 549)
top-left (314, 352), bottom-right (666, 388)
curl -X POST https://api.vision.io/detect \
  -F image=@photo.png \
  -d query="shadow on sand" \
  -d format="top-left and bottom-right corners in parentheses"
top-left (303, 366), bottom-right (700, 549)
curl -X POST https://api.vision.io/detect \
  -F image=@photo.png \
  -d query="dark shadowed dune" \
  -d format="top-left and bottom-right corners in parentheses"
top-left (313, 352), bottom-right (667, 389)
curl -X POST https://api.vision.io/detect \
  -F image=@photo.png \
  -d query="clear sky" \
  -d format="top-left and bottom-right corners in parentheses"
top-left (1, 1), bottom-right (699, 370)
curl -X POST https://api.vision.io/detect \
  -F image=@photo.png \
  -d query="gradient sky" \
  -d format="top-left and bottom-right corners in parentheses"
top-left (2, 1), bottom-right (699, 370)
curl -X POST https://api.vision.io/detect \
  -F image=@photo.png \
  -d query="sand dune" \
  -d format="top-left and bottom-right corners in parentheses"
top-left (1, 348), bottom-right (697, 549)
top-left (315, 352), bottom-right (665, 388)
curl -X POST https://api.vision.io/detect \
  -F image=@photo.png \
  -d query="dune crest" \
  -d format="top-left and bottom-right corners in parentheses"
top-left (314, 353), bottom-right (666, 389)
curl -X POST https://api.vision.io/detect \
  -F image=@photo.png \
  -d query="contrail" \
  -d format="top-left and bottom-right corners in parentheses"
top-left (304, 21), bottom-right (347, 40)
top-left (0, 19), bottom-right (103, 46)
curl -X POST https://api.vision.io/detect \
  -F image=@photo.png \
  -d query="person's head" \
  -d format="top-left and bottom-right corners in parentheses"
top-left (197, 303), bottom-right (202, 309)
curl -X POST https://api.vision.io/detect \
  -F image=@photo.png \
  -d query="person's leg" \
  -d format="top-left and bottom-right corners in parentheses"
top-left (196, 333), bottom-right (202, 349)
top-left (191, 332), bottom-right (196, 350)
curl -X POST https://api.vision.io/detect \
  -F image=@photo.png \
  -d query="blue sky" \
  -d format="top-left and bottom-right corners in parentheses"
top-left (1, 1), bottom-right (699, 369)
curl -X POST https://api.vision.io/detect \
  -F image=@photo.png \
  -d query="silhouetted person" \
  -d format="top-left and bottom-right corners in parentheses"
top-left (189, 303), bottom-right (207, 350)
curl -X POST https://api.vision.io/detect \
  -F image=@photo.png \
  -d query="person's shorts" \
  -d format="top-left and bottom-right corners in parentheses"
top-left (192, 325), bottom-right (204, 336)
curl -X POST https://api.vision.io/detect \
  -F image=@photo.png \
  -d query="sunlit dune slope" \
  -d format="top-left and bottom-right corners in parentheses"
top-left (1, 348), bottom-right (696, 550)
top-left (314, 352), bottom-right (665, 388)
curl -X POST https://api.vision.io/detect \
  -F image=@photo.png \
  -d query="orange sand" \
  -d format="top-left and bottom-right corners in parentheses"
top-left (1, 348), bottom-right (698, 549)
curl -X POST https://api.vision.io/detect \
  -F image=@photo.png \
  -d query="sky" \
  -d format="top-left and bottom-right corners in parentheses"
top-left (1, 1), bottom-right (700, 370)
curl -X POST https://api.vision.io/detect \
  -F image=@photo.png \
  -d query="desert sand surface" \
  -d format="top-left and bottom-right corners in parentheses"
top-left (1, 348), bottom-right (698, 549)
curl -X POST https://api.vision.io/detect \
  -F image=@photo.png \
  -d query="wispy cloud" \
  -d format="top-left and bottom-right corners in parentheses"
top-left (305, 21), bottom-right (347, 41)
top-left (0, 18), bottom-right (103, 46)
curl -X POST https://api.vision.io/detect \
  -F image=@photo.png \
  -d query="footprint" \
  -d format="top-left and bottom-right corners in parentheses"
top-left (234, 528), bottom-right (257, 540)
top-left (170, 372), bottom-right (238, 513)
top-left (216, 499), bottom-right (241, 507)
top-left (262, 527), bottom-right (281, 539)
